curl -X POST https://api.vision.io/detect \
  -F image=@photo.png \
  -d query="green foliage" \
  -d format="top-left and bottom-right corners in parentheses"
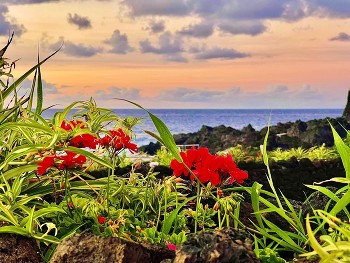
top-left (256, 248), bottom-right (286, 263)
top-left (218, 144), bottom-right (261, 162)
top-left (153, 147), bottom-right (174, 166)
top-left (243, 125), bottom-right (308, 255)
top-left (269, 144), bottom-right (338, 161)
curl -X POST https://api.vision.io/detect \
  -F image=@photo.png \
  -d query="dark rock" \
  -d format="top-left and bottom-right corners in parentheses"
top-left (240, 158), bottom-right (345, 201)
top-left (286, 120), bottom-right (307, 137)
top-left (299, 158), bottom-right (314, 168)
top-left (50, 232), bottom-right (174, 263)
top-left (242, 124), bottom-right (255, 133)
top-left (343, 89), bottom-right (350, 122)
top-left (141, 116), bottom-right (348, 153)
top-left (0, 232), bottom-right (42, 263)
top-left (139, 141), bottom-right (161, 155)
top-left (172, 228), bottom-right (260, 263)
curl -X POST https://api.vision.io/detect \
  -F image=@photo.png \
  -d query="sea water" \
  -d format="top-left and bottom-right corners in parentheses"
top-left (42, 109), bottom-right (343, 146)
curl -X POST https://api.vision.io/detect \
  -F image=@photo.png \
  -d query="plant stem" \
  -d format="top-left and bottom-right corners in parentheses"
top-left (107, 157), bottom-right (116, 217)
top-left (194, 179), bottom-right (200, 233)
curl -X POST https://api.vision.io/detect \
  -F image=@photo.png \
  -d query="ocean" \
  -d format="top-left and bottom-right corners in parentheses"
top-left (43, 109), bottom-right (343, 147)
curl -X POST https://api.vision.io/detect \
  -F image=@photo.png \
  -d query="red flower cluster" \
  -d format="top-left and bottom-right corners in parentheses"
top-left (69, 134), bottom-right (99, 149)
top-left (60, 120), bottom-right (84, 131)
top-left (37, 151), bottom-right (87, 175)
top-left (170, 147), bottom-right (248, 186)
top-left (100, 128), bottom-right (138, 153)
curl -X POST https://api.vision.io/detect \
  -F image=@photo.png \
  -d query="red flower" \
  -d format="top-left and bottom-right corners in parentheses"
top-left (68, 202), bottom-right (74, 208)
top-left (37, 151), bottom-right (87, 175)
top-left (101, 129), bottom-right (138, 154)
top-left (165, 241), bottom-right (176, 251)
top-left (69, 134), bottom-right (99, 149)
top-left (38, 156), bottom-right (56, 175)
top-left (60, 120), bottom-right (84, 131)
top-left (170, 147), bottom-right (248, 186)
top-left (97, 215), bottom-right (108, 224)
top-left (57, 151), bottom-right (86, 170)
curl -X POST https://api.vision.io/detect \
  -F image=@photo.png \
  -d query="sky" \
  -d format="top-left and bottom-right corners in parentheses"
top-left (1, 0), bottom-right (350, 109)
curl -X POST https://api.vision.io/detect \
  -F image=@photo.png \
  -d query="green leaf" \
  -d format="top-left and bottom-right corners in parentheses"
top-left (262, 217), bottom-right (298, 247)
top-left (22, 179), bottom-right (108, 196)
top-left (0, 225), bottom-right (29, 236)
top-left (0, 144), bottom-right (47, 171)
top-left (11, 176), bottom-right (25, 200)
top-left (0, 202), bottom-right (18, 225)
top-left (33, 232), bottom-right (60, 244)
top-left (0, 122), bottom-right (53, 134)
top-left (303, 214), bottom-right (329, 259)
top-left (1, 47), bottom-right (61, 108)
top-left (26, 68), bottom-right (37, 112)
top-left (2, 164), bottom-right (38, 181)
top-left (330, 122), bottom-right (350, 179)
top-left (10, 195), bottom-right (42, 211)
top-left (35, 55), bottom-right (43, 117)
top-left (143, 130), bottom-right (165, 146)
top-left (21, 207), bottom-right (66, 227)
top-left (262, 119), bottom-right (270, 166)
top-left (26, 206), bottom-right (35, 235)
top-left (161, 196), bottom-right (196, 235)
top-left (0, 97), bottom-right (30, 124)
top-left (250, 182), bottom-right (264, 228)
top-left (330, 190), bottom-right (350, 216)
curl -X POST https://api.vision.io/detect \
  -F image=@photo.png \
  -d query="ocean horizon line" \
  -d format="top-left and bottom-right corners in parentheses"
top-left (45, 108), bottom-right (344, 111)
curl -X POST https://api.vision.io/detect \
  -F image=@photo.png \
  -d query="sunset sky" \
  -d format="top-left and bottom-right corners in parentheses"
top-left (1, 0), bottom-right (350, 109)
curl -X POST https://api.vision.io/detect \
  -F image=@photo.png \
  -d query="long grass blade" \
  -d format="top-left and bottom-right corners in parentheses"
top-left (1, 47), bottom-right (61, 107)
top-left (35, 57), bottom-right (43, 118)
top-left (116, 99), bottom-right (182, 162)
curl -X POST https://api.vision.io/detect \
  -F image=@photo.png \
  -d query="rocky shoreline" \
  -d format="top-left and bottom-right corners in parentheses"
top-left (140, 117), bottom-right (350, 154)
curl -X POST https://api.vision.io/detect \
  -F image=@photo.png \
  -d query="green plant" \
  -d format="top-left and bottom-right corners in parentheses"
top-left (306, 144), bottom-right (338, 161)
top-left (289, 147), bottom-right (308, 159)
top-left (299, 123), bottom-right (350, 262)
top-left (269, 148), bottom-right (293, 161)
top-left (302, 210), bottom-right (350, 262)
top-left (238, 124), bottom-right (309, 255)
top-left (153, 147), bottom-right (174, 166)
top-left (218, 145), bottom-right (261, 162)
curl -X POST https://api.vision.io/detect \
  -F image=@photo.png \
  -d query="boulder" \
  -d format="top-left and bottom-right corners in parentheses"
top-left (50, 232), bottom-right (174, 263)
top-left (171, 228), bottom-right (259, 263)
